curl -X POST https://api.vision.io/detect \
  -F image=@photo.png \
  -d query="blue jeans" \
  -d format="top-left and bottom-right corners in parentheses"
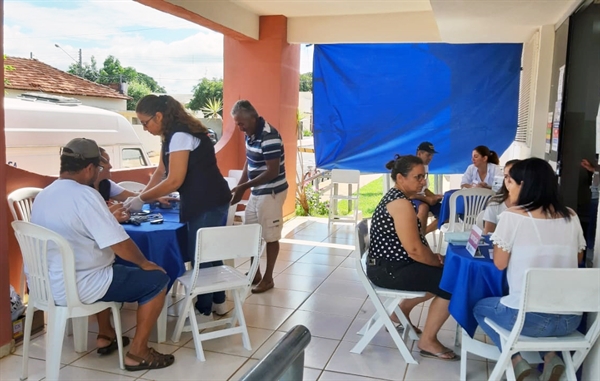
top-left (473, 297), bottom-right (582, 357)
top-left (187, 203), bottom-right (229, 315)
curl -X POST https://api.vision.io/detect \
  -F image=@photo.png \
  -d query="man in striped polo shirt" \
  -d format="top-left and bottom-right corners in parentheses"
top-left (230, 100), bottom-right (288, 293)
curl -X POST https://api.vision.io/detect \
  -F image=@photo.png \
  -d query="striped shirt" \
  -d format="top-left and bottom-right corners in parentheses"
top-left (246, 117), bottom-right (288, 196)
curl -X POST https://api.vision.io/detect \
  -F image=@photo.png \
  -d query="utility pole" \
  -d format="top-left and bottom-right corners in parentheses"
top-left (78, 49), bottom-right (83, 77)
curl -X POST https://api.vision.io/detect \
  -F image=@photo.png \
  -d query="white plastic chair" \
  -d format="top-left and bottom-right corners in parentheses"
top-left (351, 220), bottom-right (426, 364)
top-left (475, 210), bottom-right (485, 230)
top-left (117, 181), bottom-right (146, 192)
top-left (224, 176), bottom-right (238, 226)
top-left (7, 187), bottom-right (42, 297)
top-left (171, 224), bottom-right (265, 361)
top-left (12, 221), bottom-right (125, 381)
top-left (328, 169), bottom-right (361, 230)
top-left (437, 188), bottom-right (494, 253)
top-left (228, 169), bottom-right (248, 222)
top-left (460, 268), bottom-right (600, 381)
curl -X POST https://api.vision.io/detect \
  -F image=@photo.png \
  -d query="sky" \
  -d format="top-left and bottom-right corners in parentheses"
top-left (4, 0), bottom-right (314, 94)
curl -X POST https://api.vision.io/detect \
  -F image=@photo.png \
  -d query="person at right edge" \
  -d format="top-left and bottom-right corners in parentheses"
top-left (230, 100), bottom-right (288, 294)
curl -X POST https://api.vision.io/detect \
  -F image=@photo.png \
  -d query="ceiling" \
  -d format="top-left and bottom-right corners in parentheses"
top-left (159, 0), bottom-right (582, 43)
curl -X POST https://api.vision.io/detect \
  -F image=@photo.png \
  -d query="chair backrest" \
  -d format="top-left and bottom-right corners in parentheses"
top-left (355, 219), bottom-right (370, 259)
top-left (7, 187), bottom-right (42, 222)
top-left (11, 221), bottom-right (83, 310)
top-left (224, 176), bottom-right (238, 190)
top-left (228, 170), bottom-right (244, 185)
top-left (476, 210), bottom-right (485, 230)
top-left (449, 188), bottom-right (494, 231)
top-left (331, 169), bottom-right (360, 185)
top-left (190, 224), bottom-right (264, 288)
top-left (117, 181), bottom-right (146, 192)
top-left (512, 268), bottom-right (600, 346)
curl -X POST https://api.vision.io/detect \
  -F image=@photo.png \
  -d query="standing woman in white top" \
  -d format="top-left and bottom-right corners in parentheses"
top-left (461, 145), bottom-right (500, 189)
top-left (473, 158), bottom-right (586, 381)
top-left (482, 159), bottom-right (519, 234)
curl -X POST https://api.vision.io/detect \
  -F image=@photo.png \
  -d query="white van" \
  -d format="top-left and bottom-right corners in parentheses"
top-left (5, 96), bottom-right (152, 176)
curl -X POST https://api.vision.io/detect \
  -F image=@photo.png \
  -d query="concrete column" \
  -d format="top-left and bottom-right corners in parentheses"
top-left (529, 25), bottom-right (555, 158)
top-left (220, 15), bottom-right (300, 217)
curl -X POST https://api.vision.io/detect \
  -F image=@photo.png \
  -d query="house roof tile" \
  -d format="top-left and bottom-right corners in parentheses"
top-left (4, 56), bottom-right (130, 100)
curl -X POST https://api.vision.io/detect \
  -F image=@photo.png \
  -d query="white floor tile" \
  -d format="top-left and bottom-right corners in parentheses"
top-left (318, 370), bottom-right (388, 380)
top-left (327, 267), bottom-right (361, 283)
top-left (279, 310), bottom-right (354, 340)
top-left (303, 336), bottom-right (340, 370)
top-left (246, 288), bottom-right (311, 309)
top-left (13, 331), bottom-right (97, 365)
top-left (141, 347), bottom-right (247, 380)
top-left (339, 257), bottom-right (359, 269)
top-left (297, 252), bottom-right (347, 267)
top-left (241, 304), bottom-right (295, 331)
top-left (277, 250), bottom-right (309, 262)
top-left (280, 243), bottom-right (315, 253)
top-left (251, 331), bottom-right (286, 360)
top-left (342, 317), bottom-right (405, 350)
top-left (0, 354), bottom-right (46, 381)
top-left (314, 279), bottom-right (368, 299)
top-left (282, 263), bottom-right (337, 278)
top-left (273, 273), bottom-right (326, 293)
top-left (304, 367), bottom-right (322, 381)
top-left (308, 246), bottom-right (353, 257)
top-left (325, 341), bottom-right (407, 381)
top-left (405, 351), bottom-right (486, 381)
top-left (227, 358), bottom-right (258, 380)
top-left (55, 365), bottom-right (137, 380)
top-left (184, 327), bottom-right (275, 358)
top-left (299, 293), bottom-right (365, 318)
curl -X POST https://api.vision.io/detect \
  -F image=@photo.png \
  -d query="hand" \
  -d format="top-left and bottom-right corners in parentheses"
top-left (475, 182), bottom-right (489, 189)
top-left (111, 206), bottom-right (130, 223)
top-left (230, 185), bottom-right (246, 205)
top-left (156, 196), bottom-right (177, 208)
top-left (581, 159), bottom-right (597, 173)
top-left (140, 261), bottom-right (166, 274)
top-left (124, 196), bottom-right (144, 212)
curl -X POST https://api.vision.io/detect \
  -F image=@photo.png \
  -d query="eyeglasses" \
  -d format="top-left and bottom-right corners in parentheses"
top-left (98, 165), bottom-right (104, 172)
top-left (141, 114), bottom-right (156, 127)
top-left (413, 174), bottom-right (427, 182)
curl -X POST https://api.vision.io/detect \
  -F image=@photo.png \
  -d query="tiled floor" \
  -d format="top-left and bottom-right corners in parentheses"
top-left (2, 217), bottom-right (528, 380)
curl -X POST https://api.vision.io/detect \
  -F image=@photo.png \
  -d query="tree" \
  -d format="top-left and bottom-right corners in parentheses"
top-left (188, 78), bottom-right (223, 112)
top-left (68, 56), bottom-right (99, 82)
top-left (4, 55), bottom-right (14, 87)
top-left (300, 72), bottom-right (312, 92)
top-left (126, 80), bottom-right (152, 110)
top-left (201, 98), bottom-right (223, 119)
top-left (137, 72), bottom-right (166, 93)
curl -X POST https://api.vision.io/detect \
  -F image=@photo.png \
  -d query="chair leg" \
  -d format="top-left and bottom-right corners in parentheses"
top-left (171, 295), bottom-right (193, 343)
top-left (234, 289), bottom-right (251, 351)
top-left (488, 349), bottom-right (513, 381)
top-left (72, 317), bottom-right (89, 352)
top-left (19, 265), bottom-right (27, 298)
top-left (45, 309), bottom-right (68, 381)
top-left (155, 297), bottom-right (168, 344)
top-left (562, 351), bottom-right (578, 380)
top-left (460, 330), bottom-right (468, 381)
top-left (111, 305), bottom-right (125, 370)
top-left (454, 323), bottom-right (462, 348)
top-left (21, 305), bottom-right (35, 381)
top-left (188, 303), bottom-right (205, 361)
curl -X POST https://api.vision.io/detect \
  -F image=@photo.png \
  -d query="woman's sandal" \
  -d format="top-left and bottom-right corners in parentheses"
top-left (385, 322), bottom-right (422, 335)
top-left (96, 334), bottom-right (130, 355)
top-left (124, 348), bottom-right (175, 371)
top-left (419, 348), bottom-right (460, 362)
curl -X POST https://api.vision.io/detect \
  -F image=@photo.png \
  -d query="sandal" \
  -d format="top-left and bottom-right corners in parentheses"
top-left (96, 334), bottom-right (130, 355)
top-left (419, 348), bottom-right (460, 361)
top-left (125, 348), bottom-right (175, 371)
top-left (386, 322), bottom-right (422, 335)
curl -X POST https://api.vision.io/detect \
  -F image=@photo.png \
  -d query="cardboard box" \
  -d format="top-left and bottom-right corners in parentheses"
top-left (12, 309), bottom-right (45, 344)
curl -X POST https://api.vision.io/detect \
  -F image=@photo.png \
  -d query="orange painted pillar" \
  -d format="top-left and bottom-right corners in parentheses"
top-left (219, 15), bottom-right (300, 217)
top-left (0, 0), bottom-right (13, 352)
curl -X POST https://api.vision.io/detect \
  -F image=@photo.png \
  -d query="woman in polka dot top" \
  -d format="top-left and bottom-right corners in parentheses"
top-left (367, 155), bottom-right (458, 361)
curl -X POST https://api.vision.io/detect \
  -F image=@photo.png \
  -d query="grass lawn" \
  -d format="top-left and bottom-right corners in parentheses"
top-left (337, 176), bottom-right (383, 218)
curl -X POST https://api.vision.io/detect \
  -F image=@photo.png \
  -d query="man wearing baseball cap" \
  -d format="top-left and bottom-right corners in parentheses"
top-left (31, 138), bottom-right (175, 371)
top-left (411, 142), bottom-right (443, 236)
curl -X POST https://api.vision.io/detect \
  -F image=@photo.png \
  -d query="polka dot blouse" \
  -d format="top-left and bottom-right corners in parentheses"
top-left (369, 187), bottom-right (428, 262)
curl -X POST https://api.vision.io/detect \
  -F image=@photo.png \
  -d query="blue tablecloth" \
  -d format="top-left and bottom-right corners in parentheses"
top-left (439, 242), bottom-right (506, 337)
top-left (437, 189), bottom-right (465, 228)
top-left (119, 206), bottom-right (188, 289)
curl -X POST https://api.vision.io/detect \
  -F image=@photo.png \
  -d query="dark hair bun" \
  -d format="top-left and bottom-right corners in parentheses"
top-left (385, 160), bottom-right (395, 170)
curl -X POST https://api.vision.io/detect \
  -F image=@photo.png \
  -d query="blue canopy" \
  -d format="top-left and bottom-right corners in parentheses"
top-left (313, 43), bottom-right (522, 174)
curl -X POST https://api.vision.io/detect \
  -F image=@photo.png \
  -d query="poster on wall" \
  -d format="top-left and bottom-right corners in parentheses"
top-left (546, 112), bottom-right (553, 154)
top-left (552, 101), bottom-right (562, 152)
top-left (557, 65), bottom-right (565, 102)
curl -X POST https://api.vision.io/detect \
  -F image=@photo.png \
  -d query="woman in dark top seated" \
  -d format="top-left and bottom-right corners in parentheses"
top-left (367, 155), bottom-right (458, 361)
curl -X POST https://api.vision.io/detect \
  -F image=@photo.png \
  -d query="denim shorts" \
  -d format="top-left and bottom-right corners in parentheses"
top-left (98, 264), bottom-right (169, 305)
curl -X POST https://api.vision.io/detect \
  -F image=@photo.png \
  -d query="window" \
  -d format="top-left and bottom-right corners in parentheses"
top-left (515, 31), bottom-right (540, 147)
top-left (121, 148), bottom-right (147, 168)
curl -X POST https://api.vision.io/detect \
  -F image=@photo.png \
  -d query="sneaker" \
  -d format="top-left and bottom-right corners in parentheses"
top-left (181, 312), bottom-right (213, 332)
top-left (212, 302), bottom-right (229, 316)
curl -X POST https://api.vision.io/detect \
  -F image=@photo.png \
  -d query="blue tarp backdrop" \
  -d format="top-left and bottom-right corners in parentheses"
top-left (313, 43), bottom-right (523, 174)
